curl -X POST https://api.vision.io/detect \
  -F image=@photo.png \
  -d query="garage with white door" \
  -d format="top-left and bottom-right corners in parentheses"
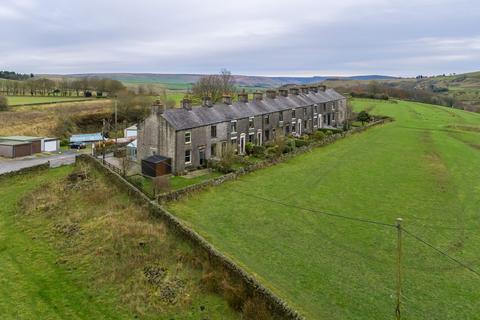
top-left (42, 138), bottom-right (60, 152)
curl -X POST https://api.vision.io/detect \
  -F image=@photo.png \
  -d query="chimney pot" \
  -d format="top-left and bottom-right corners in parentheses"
top-left (266, 90), bottom-right (277, 99)
top-left (182, 98), bottom-right (192, 110)
top-left (202, 96), bottom-right (212, 108)
top-left (289, 87), bottom-right (300, 95)
top-left (151, 100), bottom-right (165, 115)
top-left (253, 91), bottom-right (263, 101)
top-left (237, 91), bottom-right (248, 103)
top-left (222, 94), bottom-right (232, 105)
top-left (278, 89), bottom-right (288, 97)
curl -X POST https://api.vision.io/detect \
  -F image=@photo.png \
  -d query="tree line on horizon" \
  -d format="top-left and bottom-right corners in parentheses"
top-left (0, 76), bottom-right (125, 97)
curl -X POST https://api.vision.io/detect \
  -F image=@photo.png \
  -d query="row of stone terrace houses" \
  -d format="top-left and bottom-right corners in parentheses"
top-left (137, 85), bottom-right (347, 174)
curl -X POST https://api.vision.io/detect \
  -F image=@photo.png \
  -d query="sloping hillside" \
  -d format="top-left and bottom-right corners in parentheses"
top-left (167, 99), bottom-right (480, 319)
top-left (42, 73), bottom-right (398, 90)
top-left (0, 165), bottom-right (239, 319)
top-left (324, 71), bottom-right (480, 112)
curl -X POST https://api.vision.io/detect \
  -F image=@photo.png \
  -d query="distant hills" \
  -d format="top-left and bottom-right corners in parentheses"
top-left (42, 73), bottom-right (399, 90)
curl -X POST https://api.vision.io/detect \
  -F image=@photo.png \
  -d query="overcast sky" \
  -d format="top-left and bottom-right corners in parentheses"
top-left (1, 0), bottom-right (479, 77)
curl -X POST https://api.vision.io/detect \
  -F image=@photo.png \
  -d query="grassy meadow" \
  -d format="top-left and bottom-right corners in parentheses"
top-left (0, 165), bottom-right (238, 319)
top-left (168, 99), bottom-right (480, 319)
top-left (7, 96), bottom-right (93, 106)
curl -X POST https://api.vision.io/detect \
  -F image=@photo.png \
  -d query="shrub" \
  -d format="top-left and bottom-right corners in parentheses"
top-left (317, 127), bottom-right (343, 134)
top-left (245, 142), bottom-right (255, 155)
top-left (128, 175), bottom-right (145, 189)
top-left (357, 110), bottom-right (372, 125)
top-left (312, 130), bottom-right (326, 141)
top-left (265, 145), bottom-right (279, 159)
top-left (0, 95), bottom-right (9, 111)
top-left (294, 139), bottom-right (309, 148)
top-left (251, 145), bottom-right (266, 157)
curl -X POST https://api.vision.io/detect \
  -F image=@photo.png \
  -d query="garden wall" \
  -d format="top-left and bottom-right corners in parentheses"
top-left (78, 154), bottom-right (304, 320)
top-left (0, 163), bottom-right (49, 179)
top-left (159, 118), bottom-right (392, 203)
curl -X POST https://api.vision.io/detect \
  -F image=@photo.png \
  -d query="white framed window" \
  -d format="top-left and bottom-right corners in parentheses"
top-left (185, 131), bottom-right (191, 144)
top-left (230, 120), bottom-right (237, 133)
top-left (292, 109), bottom-right (296, 119)
top-left (249, 117), bottom-right (254, 129)
top-left (185, 150), bottom-right (191, 164)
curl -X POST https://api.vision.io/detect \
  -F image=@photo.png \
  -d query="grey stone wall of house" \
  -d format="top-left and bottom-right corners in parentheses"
top-left (137, 105), bottom-right (177, 170)
top-left (137, 86), bottom-right (348, 175)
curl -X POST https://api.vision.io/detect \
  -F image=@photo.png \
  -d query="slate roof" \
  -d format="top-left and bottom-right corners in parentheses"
top-left (162, 89), bottom-right (345, 130)
top-left (143, 154), bottom-right (170, 163)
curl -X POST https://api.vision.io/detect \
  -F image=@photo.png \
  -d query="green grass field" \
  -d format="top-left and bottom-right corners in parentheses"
top-left (6, 96), bottom-right (93, 106)
top-left (0, 166), bottom-right (237, 319)
top-left (168, 99), bottom-right (480, 319)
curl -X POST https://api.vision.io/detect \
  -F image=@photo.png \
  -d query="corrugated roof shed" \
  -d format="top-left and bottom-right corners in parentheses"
top-left (0, 135), bottom-right (42, 141)
top-left (0, 140), bottom-right (32, 146)
top-left (70, 133), bottom-right (104, 143)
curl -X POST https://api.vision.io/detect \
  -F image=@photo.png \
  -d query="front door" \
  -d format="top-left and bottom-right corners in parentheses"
top-left (239, 134), bottom-right (246, 155)
top-left (199, 148), bottom-right (206, 167)
top-left (256, 131), bottom-right (262, 145)
top-left (298, 119), bottom-right (302, 136)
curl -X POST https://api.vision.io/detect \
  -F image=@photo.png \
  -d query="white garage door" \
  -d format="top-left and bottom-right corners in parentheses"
top-left (44, 140), bottom-right (57, 152)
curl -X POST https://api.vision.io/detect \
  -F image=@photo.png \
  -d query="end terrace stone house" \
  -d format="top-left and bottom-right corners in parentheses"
top-left (137, 85), bottom-right (347, 174)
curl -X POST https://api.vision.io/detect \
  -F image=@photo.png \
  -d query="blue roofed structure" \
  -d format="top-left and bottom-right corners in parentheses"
top-left (70, 133), bottom-right (103, 143)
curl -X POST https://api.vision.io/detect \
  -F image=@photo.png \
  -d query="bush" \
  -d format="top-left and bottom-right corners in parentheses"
top-left (0, 96), bottom-right (9, 111)
top-left (265, 145), bottom-right (279, 159)
top-left (128, 175), bottom-right (145, 189)
top-left (312, 130), bottom-right (326, 141)
top-left (294, 139), bottom-right (309, 148)
top-left (245, 142), bottom-right (255, 155)
top-left (251, 145), bottom-right (266, 157)
top-left (317, 127), bottom-right (343, 134)
top-left (60, 139), bottom-right (70, 147)
top-left (357, 110), bottom-right (372, 125)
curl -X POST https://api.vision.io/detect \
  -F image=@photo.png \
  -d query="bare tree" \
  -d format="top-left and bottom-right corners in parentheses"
top-left (192, 69), bottom-right (236, 103)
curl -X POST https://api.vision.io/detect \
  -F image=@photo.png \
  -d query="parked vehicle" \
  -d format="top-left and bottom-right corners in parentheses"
top-left (69, 142), bottom-right (86, 149)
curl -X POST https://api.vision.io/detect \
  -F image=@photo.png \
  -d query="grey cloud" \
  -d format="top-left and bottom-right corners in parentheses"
top-left (0, 0), bottom-right (479, 76)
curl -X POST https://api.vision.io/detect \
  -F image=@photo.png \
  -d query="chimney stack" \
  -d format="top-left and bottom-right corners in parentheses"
top-left (151, 99), bottom-right (165, 115)
top-left (202, 96), bottom-right (212, 108)
top-left (278, 89), bottom-right (288, 97)
top-left (181, 98), bottom-right (192, 110)
top-left (289, 87), bottom-right (300, 95)
top-left (301, 86), bottom-right (309, 94)
top-left (318, 85), bottom-right (327, 92)
top-left (253, 91), bottom-right (263, 101)
top-left (237, 91), bottom-right (248, 103)
top-left (309, 86), bottom-right (318, 93)
top-left (266, 90), bottom-right (277, 99)
top-left (222, 94), bottom-right (232, 105)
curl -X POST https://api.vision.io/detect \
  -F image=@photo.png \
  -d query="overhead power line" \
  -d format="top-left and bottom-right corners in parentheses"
top-left (236, 190), bottom-right (397, 228)
top-left (402, 228), bottom-right (480, 277)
